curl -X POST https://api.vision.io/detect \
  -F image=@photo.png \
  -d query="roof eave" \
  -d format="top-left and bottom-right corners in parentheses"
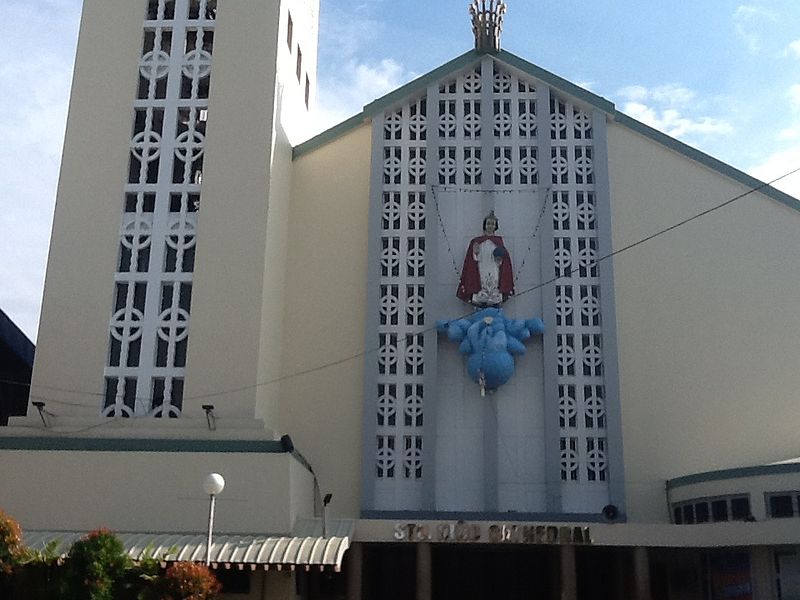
top-left (292, 49), bottom-right (800, 213)
top-left (293, 48), bottom-right (616, 159)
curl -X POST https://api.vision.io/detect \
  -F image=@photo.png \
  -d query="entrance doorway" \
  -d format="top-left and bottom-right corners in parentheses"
top-left (432, 545), bottom-right (555, 600)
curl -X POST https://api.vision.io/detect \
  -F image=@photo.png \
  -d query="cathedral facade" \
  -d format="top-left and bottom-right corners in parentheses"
top-left (3, 1), bottom-right (800, 598)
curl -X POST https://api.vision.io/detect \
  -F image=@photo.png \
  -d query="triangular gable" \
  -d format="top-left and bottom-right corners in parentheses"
top-left (293, 49), bottom-right (800, 212)
top-left (293, 49), bottom-right (614, 158)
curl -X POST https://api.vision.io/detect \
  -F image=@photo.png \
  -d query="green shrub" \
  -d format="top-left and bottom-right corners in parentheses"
top-left (61, 529), bottom-right (131, 600)
top-left (161, 562), bottom-right (221, 600)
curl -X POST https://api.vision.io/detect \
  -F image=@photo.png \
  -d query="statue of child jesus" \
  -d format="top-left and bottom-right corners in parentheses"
top-left (457, 211), bottom-right (514, 306)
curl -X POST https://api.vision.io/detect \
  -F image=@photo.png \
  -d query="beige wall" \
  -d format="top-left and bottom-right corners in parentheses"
top-left (184, 0), bottom-right (282, 420)
top-left (186, 0), bottom-right (321, 427)
top-left (255, 0), bottom-right (321, 429)
top-left (278, 123), bottom-right (372, 518)
top-left (31, 0), bottom-right (143, 414)
top-left (607, 122), bottom-right (800, 522)
top-left (254, 104), bottom-right (293, 430)
top-left (0, 449), bottom-right (313, 533)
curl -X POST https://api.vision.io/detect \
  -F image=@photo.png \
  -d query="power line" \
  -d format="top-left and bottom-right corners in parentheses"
top-left (127, 162), bottom-right (800, 401)
top-left (3, 164), bottom-right (800, 407)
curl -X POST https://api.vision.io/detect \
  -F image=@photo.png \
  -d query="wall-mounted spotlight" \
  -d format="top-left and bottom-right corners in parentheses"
top-left (202, 404), bottom-right (216, 431)
top-left (280, 434), bottom-right (295, 452)
top-left (31, 401), bottom-right (50, 428)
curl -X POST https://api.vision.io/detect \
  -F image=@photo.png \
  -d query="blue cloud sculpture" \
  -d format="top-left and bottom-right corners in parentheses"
top-left (437, 308), bottom-right (545, 394)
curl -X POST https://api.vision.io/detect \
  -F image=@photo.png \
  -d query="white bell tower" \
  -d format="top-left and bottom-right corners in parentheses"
top-left (29, 0), bottom-right (319, 432)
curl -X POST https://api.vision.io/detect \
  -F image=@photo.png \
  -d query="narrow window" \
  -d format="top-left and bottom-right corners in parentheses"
top-left (287, 12), bottom-right (293, 48)
top-left (731, 497), bottom-right (751, 521)
top-left (682, 504), bottom-right (695, 525)
top-left (770, 494), bottom-right (794, 518)
top-left (695, 502), bottom-right (710, 523)
top-left (305, 75), bottom-right (310, 108)
top-left (296, 46), bottom-right (302, 82)
top-left (711, 499), bottom-right (728, 522)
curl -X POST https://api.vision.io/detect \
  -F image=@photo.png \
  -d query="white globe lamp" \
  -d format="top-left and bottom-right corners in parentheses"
top-left (203, 473), bottom-right (225, 566)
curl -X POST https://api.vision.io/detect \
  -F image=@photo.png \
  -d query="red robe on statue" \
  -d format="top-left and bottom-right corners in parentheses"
top-left (457, 235), bottom-right (515, 304)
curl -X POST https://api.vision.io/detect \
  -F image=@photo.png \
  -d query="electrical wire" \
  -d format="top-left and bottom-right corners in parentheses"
top-left (2, 164), bottom-right (800, 412)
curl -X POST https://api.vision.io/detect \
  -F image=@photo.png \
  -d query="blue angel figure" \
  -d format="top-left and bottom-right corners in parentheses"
top-left (437, 308), bottom-right (544, 395)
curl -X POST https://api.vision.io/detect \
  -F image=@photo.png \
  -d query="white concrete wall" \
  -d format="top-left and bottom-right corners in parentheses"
top-left (433, 191), bottom-right (547, 512)
top-left (607, 121), bottom-right (800, 522)
top-left (188, 0), bottom-right (320, 429)
top-left (0, 449), bottom-right (313, 533)
top-left (253, 0), bottom-right (320, 430)
top-left (183, 0), bottom-right (282, 421)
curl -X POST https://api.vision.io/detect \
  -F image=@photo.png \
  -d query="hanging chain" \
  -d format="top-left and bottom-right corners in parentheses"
top-left (432, 185), bottom-right (551, 284)
top-left (513, 186), bottom-right (551, 285)
top-left (431, 186), bottom-right (463, 278)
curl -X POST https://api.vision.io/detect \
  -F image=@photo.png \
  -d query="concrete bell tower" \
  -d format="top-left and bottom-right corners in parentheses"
top-left (28, 0), bottom-right (319, 435)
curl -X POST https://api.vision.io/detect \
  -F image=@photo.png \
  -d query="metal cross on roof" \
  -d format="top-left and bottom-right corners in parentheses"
top-left (469, 0), bottom-right (508, 52)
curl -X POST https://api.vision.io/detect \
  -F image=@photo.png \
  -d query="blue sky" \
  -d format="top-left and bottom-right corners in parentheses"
top-left (2, 0), bottom-right (800, 340)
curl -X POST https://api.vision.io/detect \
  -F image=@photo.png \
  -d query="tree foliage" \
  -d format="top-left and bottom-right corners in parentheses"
top-left (0, 509), bottom-right (23, 577)
top-left (61, 529), bottom-right (132, 600)
top-left (162, 562), bottom-right (222, 600)
top-left (0, 513), bottom-right (223, 600)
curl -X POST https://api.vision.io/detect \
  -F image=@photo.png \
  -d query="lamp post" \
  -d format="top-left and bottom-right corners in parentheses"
top-left (203, 473), bottom-right (225, 566)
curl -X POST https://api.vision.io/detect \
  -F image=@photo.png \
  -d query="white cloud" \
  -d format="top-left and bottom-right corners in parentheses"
top-left (778, 126), bottom-right (800, 141)
top-left (615, 85), bottom-right (733, 141)
top-left (749, 147), bottom-right (800, 199)
top-left (311, 59), bottom-right (414, 134)
top-left (787, 39), bottom-right (800, 58)
top-left (789, 84), bottom-right (800, 110)
top-left (733, 4), bottom-right (777, 53)
top-left (319, 5), bottom-right (383, 60)
top-left (649, 84), bottom-right (695, 106)
top-left (616, 85), bottom-right (648, 103)
top-left (310, 3), bottom-right (416, 135)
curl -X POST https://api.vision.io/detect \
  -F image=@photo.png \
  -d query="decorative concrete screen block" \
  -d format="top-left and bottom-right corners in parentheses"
top-left (103, 0), bottom-right (216, 418)
top-left (373, 90), bottom-right (429, 511)
top-left (547, 92), bottom-right (609, 510)
top-left (365, 57), bottom-right (617, 514)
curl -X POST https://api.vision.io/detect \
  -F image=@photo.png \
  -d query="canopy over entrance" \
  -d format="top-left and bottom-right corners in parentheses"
top-left (25, 519), bottom-right (354, 572)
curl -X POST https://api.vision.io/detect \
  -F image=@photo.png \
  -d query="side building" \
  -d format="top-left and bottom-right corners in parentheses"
top-left (3, 1), bottom-right (800, 599)
top-left (0, 310), bottom-right (34, 426)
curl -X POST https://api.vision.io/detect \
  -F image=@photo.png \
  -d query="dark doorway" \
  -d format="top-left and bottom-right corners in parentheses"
top-left (363, 544), bottom-right (417, 600)
top-left (433, 545), bottom-right (555, 600)
top-left (576, 548), bottom-right (619, 600)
